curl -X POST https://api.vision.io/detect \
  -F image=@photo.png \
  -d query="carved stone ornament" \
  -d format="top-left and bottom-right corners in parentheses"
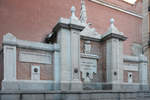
top-left (84, 41), bottom-right (91, 54)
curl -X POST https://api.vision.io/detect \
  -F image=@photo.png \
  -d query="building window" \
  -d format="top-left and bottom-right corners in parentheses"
top-left (123, 0), bottom-right (137, 4)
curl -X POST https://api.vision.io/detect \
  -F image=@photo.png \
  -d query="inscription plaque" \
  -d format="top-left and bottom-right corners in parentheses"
top-left (80, 58), bottom-right (97, 82)
top-left (19, 51), bottom-right (52, 64)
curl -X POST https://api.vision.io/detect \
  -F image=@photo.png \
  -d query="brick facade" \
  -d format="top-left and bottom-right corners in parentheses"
top-left (16, 48), bottom-right (53, 80)
top-left (0, 0), bottom-right (142, 55)
top-left (123, 70), bottom-right (139, 83)
top-left (100, 0), bottom-right (142, 14)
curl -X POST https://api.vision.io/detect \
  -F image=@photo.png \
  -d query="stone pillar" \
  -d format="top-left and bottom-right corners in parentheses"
top-left (102, 18), bottom-right (127, 90)
top-left (53, 44), bottom-right (60, 90)
top-left (139, 54), bottom-right (148, 90)
top-left (142, 0), bottom-right (150, 88)
top-left (70, 28), bottom-right (82, 90)
top-left (2, 33), bottom-right (17, 90)
top-left (52, 6), bottom-right (85, 90)
top-left (106, 39), bottom-right (123, 82)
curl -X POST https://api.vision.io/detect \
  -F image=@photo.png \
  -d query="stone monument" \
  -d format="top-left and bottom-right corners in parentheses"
top-left (0, 0), bottom-right (148, 91)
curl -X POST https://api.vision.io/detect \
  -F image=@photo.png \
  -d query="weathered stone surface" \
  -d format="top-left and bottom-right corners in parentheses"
top-left (0, 91), bottom-right (150, 100)
top-left (22, 94), bottom-right (44, 100)
top-left (1, 95), bottom-right (20, 100)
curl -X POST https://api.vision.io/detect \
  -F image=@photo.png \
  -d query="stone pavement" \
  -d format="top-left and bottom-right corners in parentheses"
top-left (0, 90), bottom-right (150, 100)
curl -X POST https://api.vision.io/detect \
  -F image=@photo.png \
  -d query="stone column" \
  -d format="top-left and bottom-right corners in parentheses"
top-left (2, 33), bottom-right (17, 90)
top-left (139, 54), bottom-right (148, 90)
top-left (102, 18), bottom-right (127, 90)
top-left (52, 6), bottom-right (85, 90)
top-left (53, 44), bottom-right (60, 90)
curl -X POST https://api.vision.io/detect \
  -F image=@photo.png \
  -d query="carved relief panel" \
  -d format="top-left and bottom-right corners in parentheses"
top-left (84, 41), bottom-right (91, 54)
top-left (80, 40), bottom-right (99, 82)
top-left (80, 58), bottom-right (97, 82)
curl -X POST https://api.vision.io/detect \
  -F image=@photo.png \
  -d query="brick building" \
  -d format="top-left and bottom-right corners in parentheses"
top-left (0, 0), bottom-right (148, 91)
top-left (0, 0), bottom-right (143, 55)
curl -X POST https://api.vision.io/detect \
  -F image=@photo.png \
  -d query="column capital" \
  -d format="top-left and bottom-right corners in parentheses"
top-left (48, 17), bottom-right (85, 43)
top-left (101, 33), bottom-right (127, 42)
top-left (53, 18), bottom-right (85, 33)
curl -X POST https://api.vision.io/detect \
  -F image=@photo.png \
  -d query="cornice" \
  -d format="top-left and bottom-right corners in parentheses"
top-left (89, 0), bottom-right (143, 19)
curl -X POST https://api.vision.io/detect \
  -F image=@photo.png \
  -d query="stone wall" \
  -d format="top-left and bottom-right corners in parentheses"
top-left (122, 55), bottom-right (148, 86)
top-left (1, 33), bottom-right (59, 91)
top-left (123, 61), bottom-right (139, 83)
top-left (16, 48), bottom-right (53, 80)
top-left (0, 90), bottom-right (150, 100)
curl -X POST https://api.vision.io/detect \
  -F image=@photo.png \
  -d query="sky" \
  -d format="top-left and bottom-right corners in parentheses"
top-left (123, 0), bottom-right (137, 4)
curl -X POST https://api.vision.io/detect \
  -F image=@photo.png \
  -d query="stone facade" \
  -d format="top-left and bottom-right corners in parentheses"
top-left (1, 33), bottom-right (58, 90)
